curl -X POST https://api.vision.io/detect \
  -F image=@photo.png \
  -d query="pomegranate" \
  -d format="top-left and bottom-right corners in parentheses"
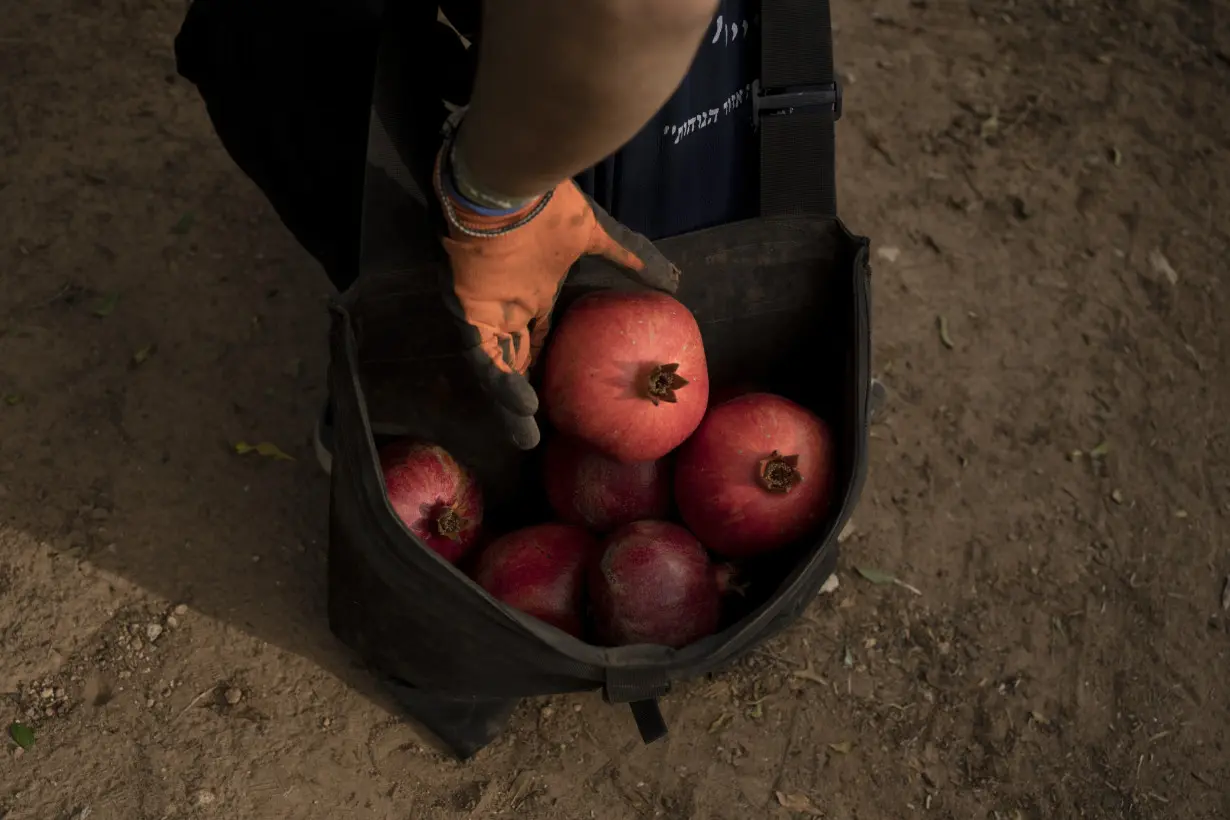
top-left (675, 393), bottom-right (834, 558)
top-left (472, 523), bottom-right (597, 637)
top-left (379, 440), bottom-right (483, 564)
top-left (590, 520), bottom-right (733, 648)
top-left (544, 435), bottom-right (672, 533)
top-left (542, 290), bottom-right (709, 463)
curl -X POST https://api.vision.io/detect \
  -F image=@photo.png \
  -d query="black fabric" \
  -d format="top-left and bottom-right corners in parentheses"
top-left (328, 214), bottom-right (872, 753)
top-left (174, 0), bottom-right (446, 292)
top-left (758, 0), bottom-right (841, 217)
top-left (578, 0), bottom-right (759, 239)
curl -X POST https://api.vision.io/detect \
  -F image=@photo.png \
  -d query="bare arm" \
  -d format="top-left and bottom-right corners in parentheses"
top-left (452, 0), bottom-right (719, 203)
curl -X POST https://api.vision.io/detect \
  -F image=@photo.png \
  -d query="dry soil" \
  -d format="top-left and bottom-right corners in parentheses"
top-left (2, 0), bottom-right (1229, 818)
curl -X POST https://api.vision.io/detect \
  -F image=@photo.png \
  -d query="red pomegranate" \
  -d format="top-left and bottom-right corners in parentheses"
top-left (543, 435), bottom-right (672, 533)
top-left (542, 290), bottom-right (709, 463)
top-left (590, 520), bottom-right (732, 648)
top-left (378, 440), bottom-right (483, 564)
top-left (674, 393), bottom-right (834, 558)
top-left (473, 523), bottom-right (597, 637)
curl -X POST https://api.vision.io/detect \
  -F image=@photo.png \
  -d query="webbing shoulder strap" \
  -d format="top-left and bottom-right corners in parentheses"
top-left (756, 0), bottom-right (842, 218)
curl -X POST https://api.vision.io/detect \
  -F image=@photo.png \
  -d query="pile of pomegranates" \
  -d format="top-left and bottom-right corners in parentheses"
top-left (376, 290), bottom-right (836, 649)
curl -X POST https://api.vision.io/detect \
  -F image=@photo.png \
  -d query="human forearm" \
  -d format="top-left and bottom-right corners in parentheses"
top-left (453, 0), bottom-right (718, 203)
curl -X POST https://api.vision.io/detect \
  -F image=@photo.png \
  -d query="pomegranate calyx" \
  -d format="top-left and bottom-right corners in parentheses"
top-left (433, 506), bottom-right (467, 541)
top-left (757, 451), bottom-right (803, 493)
top-left (646, 362), bottom-right (689, 406)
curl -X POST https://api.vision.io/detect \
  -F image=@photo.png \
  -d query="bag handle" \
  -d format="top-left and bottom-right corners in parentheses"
top-left (756, 0), bottom-right (841, 218)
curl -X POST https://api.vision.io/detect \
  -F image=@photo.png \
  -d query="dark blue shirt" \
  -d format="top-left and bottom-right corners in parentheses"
top-left (576, 0), bottom-right (758, 240)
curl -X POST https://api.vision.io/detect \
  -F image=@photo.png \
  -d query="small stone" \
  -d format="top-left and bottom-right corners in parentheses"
top-left (146, 699), bottom-right (155, 708)
top-left (44, 707), bottom-right (54, 717)
top-left (173, 604), bottom-right (188, 616)
top-left (40, 687), bottom-right (55, 699)
top-left (321, 717), bottom-right (332, 728)
top-left (130, 639), bottom-right (143, 652)
top-left (54, 687), bottom-right (65, 699)
top-left (194, 790), bottom-right (216, 806)
top-left (165, 616), bottom-right (179, 629)
top-left (540, 706), bottom-right (554, 719)
top-left (1111, 489), bottom-right (1124, 504)
top-left (12, 746), bottom-right (24, 759)
top-left (146, 624), bottom-right (163, 642)
top-left (224, 687), bottom-right (243, 706)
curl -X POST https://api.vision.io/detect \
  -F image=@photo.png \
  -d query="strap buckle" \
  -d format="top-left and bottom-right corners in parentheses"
top-left (753, 80), bottom-right (843, 126)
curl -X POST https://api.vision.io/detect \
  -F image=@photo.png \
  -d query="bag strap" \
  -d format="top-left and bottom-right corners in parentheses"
top-left (756, 0), bottom-right (842, 218)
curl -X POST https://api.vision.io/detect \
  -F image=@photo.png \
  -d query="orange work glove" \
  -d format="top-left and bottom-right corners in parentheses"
top-left (432, 138), bottom-right (681, 450)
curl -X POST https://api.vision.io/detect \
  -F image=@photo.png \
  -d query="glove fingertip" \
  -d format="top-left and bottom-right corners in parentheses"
top-left (506, 416), bottom-right (542, 450)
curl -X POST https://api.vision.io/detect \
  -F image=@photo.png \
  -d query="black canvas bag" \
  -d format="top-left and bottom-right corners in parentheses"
top-left (326, 0), bottom-right (873, 758)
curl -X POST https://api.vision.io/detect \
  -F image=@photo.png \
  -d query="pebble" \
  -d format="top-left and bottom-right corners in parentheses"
top-left (11, 747), bottom-right (24, 759)
top-left (165, 616), bottom-right (179, 629)
top-left (321, 717), bottom-right (332, 728)
top-left (224, 687), bottom-right (243, 706)
top-left (146, 623), bottom-right (163, 642)
top-left (194, 790), bottom-right (216, 806)
top-left (40, 687), bottom-right (55, 699)
top-left (173, 604), bottom-right (188, 616)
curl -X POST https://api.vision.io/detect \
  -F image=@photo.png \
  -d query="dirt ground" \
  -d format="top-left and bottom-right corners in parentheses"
top-left (3, 0), bottom-right (1229, 818)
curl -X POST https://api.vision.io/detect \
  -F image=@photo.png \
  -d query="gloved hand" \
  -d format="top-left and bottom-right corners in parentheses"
top-left (431, 141), bottom-right (681, 450)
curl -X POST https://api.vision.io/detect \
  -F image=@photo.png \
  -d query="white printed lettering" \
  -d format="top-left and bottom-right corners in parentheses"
top-left (712, 15), bottom-right (723, 43)
top-left (663, 82), bottom-right (757, 147)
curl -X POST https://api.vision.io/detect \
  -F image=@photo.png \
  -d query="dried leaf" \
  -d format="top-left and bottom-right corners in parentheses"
top-left (856, 566), bottom-right (897, 585)
top-left (937, 315), bottom-right (955, 349)
top-left (8, 721), bottom-right (34, 750)
top-left (132, 344), bottom-right (155, 366)
top-left (234, 441), bottom-right (295, 461)
top-left (828, 740), bottom-right (854, 754)
top-left (837, 520), bottom-right (857, 543)
top-left (1148, 249), bottom-right (1178, 285)
top-left (775, 792), bottom-right (821, 815)
top-left (92, 293), bottom-right (120, 318)
top-left (791, 662), bottom-right (828, 686)
top-left (708, 712), bottom-right (733, 733)
top-left (818, 574), bottom-right (840, 595)
top-left (1089, 441), bottom-right (1110, 458)
top-left (855, 566), bottom-right (922, 596)
top-left (171, 212), bottom-right (196, 235)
